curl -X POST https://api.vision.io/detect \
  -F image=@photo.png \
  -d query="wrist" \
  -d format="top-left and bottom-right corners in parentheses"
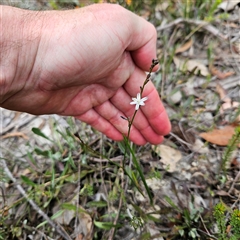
top-left (0, 6), bottom-right (43, 106)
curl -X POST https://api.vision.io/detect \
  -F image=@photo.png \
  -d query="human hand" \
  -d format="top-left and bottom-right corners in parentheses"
top-left (0, 4), bottom-right (171, 145)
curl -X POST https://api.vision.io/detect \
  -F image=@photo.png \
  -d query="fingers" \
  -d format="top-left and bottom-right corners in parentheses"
top-left (77, 66), bottom-right (170, 145)
top-left (76, 108), bottom-right (147, 145)
top-left (109, 88), bottom-right (165, 144)
top-left (123, 67), bottom-right (171, 136)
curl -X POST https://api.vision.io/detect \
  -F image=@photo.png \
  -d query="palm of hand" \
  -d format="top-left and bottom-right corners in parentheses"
top-left (3, 4), bottom-right (171, 145)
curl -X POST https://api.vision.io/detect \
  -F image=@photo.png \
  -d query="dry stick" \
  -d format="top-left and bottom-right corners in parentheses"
top-left (156, 18), bottom-right (227, 41)
top-left (0, 156), bottom-right (72, 240)
top-left (90, 156), bottom-right (123, 162)
top-left (0, 115), bottom-right (37, 136)
top-left (169, 132), bottom-right (192, 147)
top-left (199, 214), bottom-right (217, 239)
top-left (228, 169), bottom-right (240, 195)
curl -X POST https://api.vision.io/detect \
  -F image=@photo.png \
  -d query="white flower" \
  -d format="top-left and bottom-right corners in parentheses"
top-left (130, 93), bottom-right (148, 110)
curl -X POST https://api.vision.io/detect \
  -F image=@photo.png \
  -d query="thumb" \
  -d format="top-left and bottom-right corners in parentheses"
top-left (126, 15), bottom-right (158, 71)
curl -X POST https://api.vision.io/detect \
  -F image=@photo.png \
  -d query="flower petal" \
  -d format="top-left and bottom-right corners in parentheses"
top-left (135, 104), bottom-right (140, 110)
top-left (136, 93), bottom-right (141, 100)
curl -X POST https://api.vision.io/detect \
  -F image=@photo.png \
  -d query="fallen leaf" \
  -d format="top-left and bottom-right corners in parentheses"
top-left (218, 1), bottom-right (240, 11)
top-left (216, 83), bottom-right (240, 113)
top-left (156, 2), bottom-right (169, 11)
top-left (152, 144), bottom-right (182, 172)
top-left (221, 101), bottom-right (240, 111)
top-left (209, 64), bottom-right (235, 80)
top-left (1, 132), bottom-right (29, 140)
top-left (232, 40), bottom-right (240, 54)
top-left (175, 39), bottom-right (193, 54)
top-left (173, 57), bottom-right (210, 76)
top-left (192, 139), bottom-right (209, 154)
top-left (216, 190), bottom-right (232, 197)
top-left (199, 125), bottom-right (240, 147)
top-left (216, 83), bottom-right (231, 103)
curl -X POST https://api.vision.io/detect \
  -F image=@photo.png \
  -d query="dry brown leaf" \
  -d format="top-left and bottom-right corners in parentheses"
top-left (216, 190), bottom-right (232, 197)
top-left (199, 125), bottom-right (240, 147)
top-left (175, 39), bottom-right (193, 54)
top-left (152, 144), bottom-right (182, 172)
top-left (216, 83), bottom-right (231, 103)
top-left (1, 132), bottom-right (29, 140)
top-left (209, 64), bottom-right (235, 80)
top-left (216, 83), bottom-right (240, 113)
top-left (20, 168), bottom-right (31, 176)
top-left (233, 40), bottom-right (240, 54)
top-left (221, 101), bottom-right (240, 111)
top-left (173, 57), bottom-right (210, 76)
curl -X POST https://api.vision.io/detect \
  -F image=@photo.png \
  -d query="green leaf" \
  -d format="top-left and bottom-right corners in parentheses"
top-left (61, 203), bottom-right (77, 211)
top-left (32, 127), bottom-right (52, 141)
top-left (21, 175), bottom-right (36, 187)
top-left (86, 201), bottom-right (108, 208)
top-left (34, 148), bottom-right (49, 157)
top-left (37, 210), bottom-right (64, 228)
top-left (27, 151), bottom-right (36, 165)
top-left (61, 203), bottom-right (87, 214)
top-left (117, 141), bottom-right (128, 155)
top-left (94, 221), bottom-right (121, 230)
top-left (51, 151), bottom-right (62, 161)
top-left (140, 232), bottom-right (151, 240)
top-left (123, 136), bottom-right (153, 204)
top-left (164, 196), bottom-right (180, 211)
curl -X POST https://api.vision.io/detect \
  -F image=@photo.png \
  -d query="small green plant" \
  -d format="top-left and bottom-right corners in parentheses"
top-left (178, 202), bottom-right (202, 239)
top-left (164, 195), bottom-right (203, 239)
top-left (230, 209), bottom-right (240, 239)
top-left (221, 126), bottom-right (240, 173)
top-left (214, 202), bottom-right (240, 240)
top-left (213, 202), bottom-right (228, 240)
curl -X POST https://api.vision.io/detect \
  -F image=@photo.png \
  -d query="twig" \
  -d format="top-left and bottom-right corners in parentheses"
top-left (90, 156), bottom-right (123, 162)
top-left (197, 228), bottom-right (218, 240)
top-left (228, 169), bottom-right (240, 195)
top-left (169, 132), bottom-right (193, 147)
top-left (199, 214), bottom-right (215, 239)
top-left (156, 18), bottom-right (227, 41)
top-left (0, 154), bottom-right (71, 240)
top-left (0, 114), bottom-right (37, 136)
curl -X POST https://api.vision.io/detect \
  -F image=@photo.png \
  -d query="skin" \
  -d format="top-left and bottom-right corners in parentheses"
top-left (0, 3), bottom-right (171, 145)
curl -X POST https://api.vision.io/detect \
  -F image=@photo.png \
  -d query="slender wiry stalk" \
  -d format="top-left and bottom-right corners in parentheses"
top-left (123, 59), bottom-right (159, 167)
